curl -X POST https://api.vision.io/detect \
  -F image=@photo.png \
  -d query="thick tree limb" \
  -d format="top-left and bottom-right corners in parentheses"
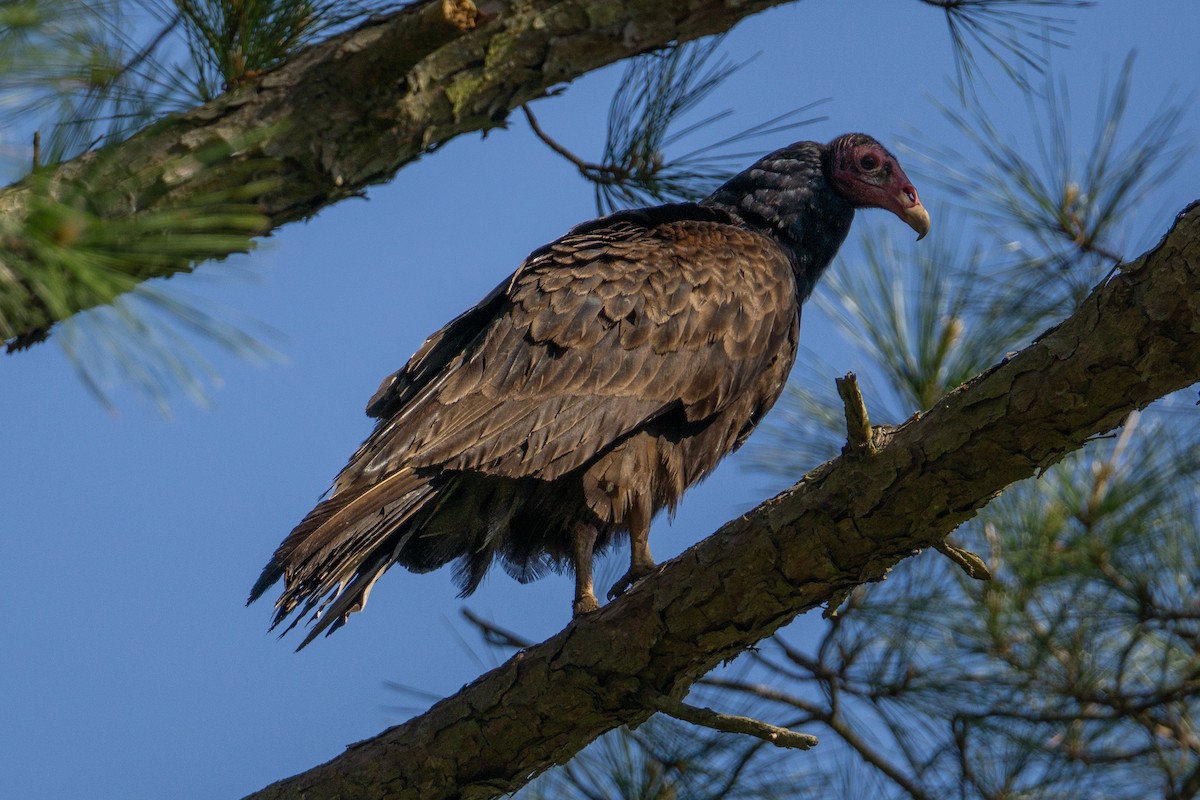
top-left (0, 0), bottom-right (798, 345)
top-left (245, 202), bottom-right (1200, 797)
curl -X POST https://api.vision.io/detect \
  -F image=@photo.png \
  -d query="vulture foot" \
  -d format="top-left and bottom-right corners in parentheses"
top-left (607, 563), bottom-right (655, 602)
top-left (573, 592), bottom-right (600, 616)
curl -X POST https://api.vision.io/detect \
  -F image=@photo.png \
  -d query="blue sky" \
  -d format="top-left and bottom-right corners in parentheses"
top-left (3, 2), bottom-right (1198, 797)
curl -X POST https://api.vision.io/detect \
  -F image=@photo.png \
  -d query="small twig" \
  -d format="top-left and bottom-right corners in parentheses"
top-left (521, 105), bottom-right (629, 185)
top-left (835, 372), bottom-right (874, 455)
top-left (935, 541), bottom-right (992, 581)
top-left (642, 690), bottom-right (818, 750)
top-left (460, 607), bottom-right (533, 650)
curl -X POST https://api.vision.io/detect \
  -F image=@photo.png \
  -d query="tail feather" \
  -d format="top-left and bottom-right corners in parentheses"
top-left (247, 494), bottom-right (353, 606)
top-left (293, 543), bottom-right (403, 650)
top-left (248, 468), bottom-right (438, 645)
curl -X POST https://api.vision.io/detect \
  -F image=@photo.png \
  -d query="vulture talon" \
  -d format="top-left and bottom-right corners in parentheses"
top-left (249, 133), bottom-right (929, 645)
top-left (607, 578), bottom-right (631, 603)
top-left (607, 566), bottom-right (653, 602)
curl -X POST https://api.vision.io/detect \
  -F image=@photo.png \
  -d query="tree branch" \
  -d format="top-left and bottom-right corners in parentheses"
top-left (0, 0), bottom-right (799, 347)
top-left (642, 690), bottom-right (819, 750)
top-left (245, 200), bottom-right (1200, 799)
top-left (521, 104), bottom-right (629, 185)
top-left (836, 371), bottom-right (874, 455)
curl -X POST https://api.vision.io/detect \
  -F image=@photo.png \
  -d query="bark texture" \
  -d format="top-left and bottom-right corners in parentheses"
top-left (244, 200), bottom-right (1200, 800)
top-left (0, 0), bottom-right (799, 344)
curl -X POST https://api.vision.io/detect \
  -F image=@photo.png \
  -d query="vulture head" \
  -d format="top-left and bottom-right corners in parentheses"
top-left (707, 133), bottom-right (929, 300)
top-left (827, 133), bottom-right (930, 239)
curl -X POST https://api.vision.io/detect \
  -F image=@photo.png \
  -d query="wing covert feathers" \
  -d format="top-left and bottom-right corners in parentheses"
top-left (347, 216), bottom-right (798, 485)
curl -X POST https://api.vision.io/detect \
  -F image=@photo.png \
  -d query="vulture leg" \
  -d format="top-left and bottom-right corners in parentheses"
top-left (571, 522), bottom-right (600, 615)
top-left (607, 500), bottom-right (655, 601)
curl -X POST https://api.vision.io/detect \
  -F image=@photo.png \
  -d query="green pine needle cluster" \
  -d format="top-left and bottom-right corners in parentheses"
top-left (525, 36), bottom-right (828, 216)
top-left (0, 134), bottom-right (275, 407)
top-left (922, 53), bottom-right (1187, 314)
top-left (176, 0), bottom-right (388, 100)
top-left (0, 0), bottom-right (389, 408)
top-left (918, 0), bottom-right (1095, 93)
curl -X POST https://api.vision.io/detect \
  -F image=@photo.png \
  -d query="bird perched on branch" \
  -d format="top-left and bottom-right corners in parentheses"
top-left (249, 133), bottom-right (929, 648)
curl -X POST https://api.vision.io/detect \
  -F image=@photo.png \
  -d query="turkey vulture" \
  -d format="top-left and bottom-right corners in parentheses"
top-left (250, 133), bottom-right (929, 647)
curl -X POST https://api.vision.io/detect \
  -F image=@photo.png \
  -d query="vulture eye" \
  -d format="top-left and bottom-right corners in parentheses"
top-left (859, 154), bottom-right (879, 170)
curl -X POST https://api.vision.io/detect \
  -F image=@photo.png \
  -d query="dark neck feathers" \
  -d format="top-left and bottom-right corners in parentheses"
top-left (702, 141), bottom-right (854, 300)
